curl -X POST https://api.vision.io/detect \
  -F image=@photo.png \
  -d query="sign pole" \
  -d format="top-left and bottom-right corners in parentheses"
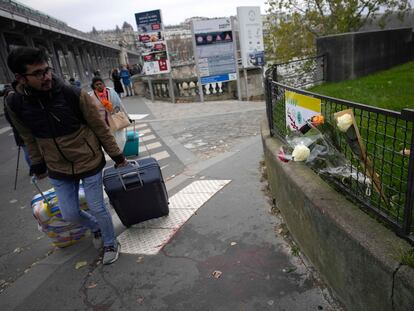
top-left (191, 21), bottom-right (204, 103)
top-left (148, 78), bottom-right (154, 102)
top-left (168, 74), bottom-right (175, 103)
top-left (231, 17), bottom-right (242, 101)
top-left (243, 68), bottom-right (249, 101)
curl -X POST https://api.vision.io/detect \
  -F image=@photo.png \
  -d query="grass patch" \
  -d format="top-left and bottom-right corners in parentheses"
top-left (401, 249), bottom-right (414, 268)
top-left (309, 61), bottom-right (414, 112)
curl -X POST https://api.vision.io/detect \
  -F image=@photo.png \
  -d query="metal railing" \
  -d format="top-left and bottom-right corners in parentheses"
top-left (264, 65), bottom-right (414, 244)
top-left (138, 77), bottom-right (235, 102)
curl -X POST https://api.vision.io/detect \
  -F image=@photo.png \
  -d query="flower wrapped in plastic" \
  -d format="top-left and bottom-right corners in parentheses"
top-left (336, 113), bottom-right (353, 132)
top-left (277, 117), bottom-right (373, 196)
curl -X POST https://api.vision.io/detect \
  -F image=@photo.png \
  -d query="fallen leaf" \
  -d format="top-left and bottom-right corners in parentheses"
top-left (86, 283), bottom-right (97, 289)
top-left (75, 261), bottom-right (88, 270)
top-left (212, 270), bottom-right (222, 279)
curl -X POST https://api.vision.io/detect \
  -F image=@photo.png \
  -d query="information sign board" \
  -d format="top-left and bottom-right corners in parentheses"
top-left (193, 18), bottom-right (237, 85)
top-left (135, 9), bottom-right (170, 75)
top-left (237, 6), bottom-right (265, 68)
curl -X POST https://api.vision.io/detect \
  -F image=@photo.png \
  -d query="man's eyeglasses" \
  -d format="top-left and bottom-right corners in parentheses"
top-left (23, 67), bottom-right (53, 79)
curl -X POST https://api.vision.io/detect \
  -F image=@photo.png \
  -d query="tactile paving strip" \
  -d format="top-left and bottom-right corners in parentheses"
top-left (168, 192), bottom-right (213, 209)
top-left (133, 208), bottom-right (196, 229)
top-left (118, 228), bottom-right (176, 255)
top-left (180, 180), bottom-right (231, 194)
top-left (118, 179), bottom-right (231, 255)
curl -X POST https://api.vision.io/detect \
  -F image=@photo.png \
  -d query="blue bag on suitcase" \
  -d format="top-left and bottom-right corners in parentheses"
top-left (103, 158), bottom-right (169, 227)
top-left (123, 130), bottom-right (139, 157)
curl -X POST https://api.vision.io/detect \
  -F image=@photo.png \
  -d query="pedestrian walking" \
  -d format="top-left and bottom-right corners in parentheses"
top-left (69, 77), bottom-right (81, 88)
top-left (111, 68), bottom-right (124, 98)
top-left (120, 65), bottom-right (133, 96)
top-left (5, 47), bottom-right (128, 265)
top-left (90, 76), bottom-right (129, 151)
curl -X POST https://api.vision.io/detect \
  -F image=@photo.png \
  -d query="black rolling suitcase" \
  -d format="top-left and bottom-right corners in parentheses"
top-left (103, 158), bottom-right (169, 227)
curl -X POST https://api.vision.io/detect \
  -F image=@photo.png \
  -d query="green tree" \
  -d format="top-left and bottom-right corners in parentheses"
top-left (265, 0), bottom-right (411, 63)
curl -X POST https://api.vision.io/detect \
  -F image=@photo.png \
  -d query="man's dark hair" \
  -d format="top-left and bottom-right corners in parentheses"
top-left (91, 76), bottom-right (105, 89)
top-left (7, 47), bottom-right (49, 74)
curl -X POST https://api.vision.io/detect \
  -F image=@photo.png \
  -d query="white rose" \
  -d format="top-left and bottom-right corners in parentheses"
top-left (336, 113), bottom-right (353, 132)
top-left (292, 144), bottom-right (310, 162)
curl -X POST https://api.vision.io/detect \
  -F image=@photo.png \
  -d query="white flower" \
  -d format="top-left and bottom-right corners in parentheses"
top-left (292, 144), bottom-right (310, 162)
top-left (336, 113), bottom-right (353, 132)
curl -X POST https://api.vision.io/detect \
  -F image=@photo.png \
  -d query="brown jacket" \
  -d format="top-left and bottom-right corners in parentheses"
top-left (5, 77), bottom-right (125, 180)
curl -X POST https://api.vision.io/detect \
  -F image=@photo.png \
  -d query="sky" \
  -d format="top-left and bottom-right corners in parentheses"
top-left (16, 0), bottom-right (270, 32)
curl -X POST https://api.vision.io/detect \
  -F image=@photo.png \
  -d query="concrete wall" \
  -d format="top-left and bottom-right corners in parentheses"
top-left (261, 120), bottom-right (414, 311)
top-left (317, 28), bottom-right (414, 82)
top-left (239, 68), bottom-right (265, 101)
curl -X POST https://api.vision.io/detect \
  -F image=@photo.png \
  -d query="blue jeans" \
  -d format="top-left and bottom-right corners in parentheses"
top-left (49, 171), bottom-right (115, 247)
top-left (21, 145), bottom-right (31, 167)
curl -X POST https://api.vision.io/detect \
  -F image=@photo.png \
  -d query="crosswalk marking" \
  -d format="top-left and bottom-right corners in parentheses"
top-left (150, 150), bottom-right (170, 161)
top-left (126, 124), bottom-right (148, 131)
top-left (145, 142), bottom-right (162, 151)
top-left (117, 179), bottom-right (232, 255)
top-left (0, 126), bottom-right (12, 134)
top-left (141, 134), bottom-right (156, 142)
top-left (134, 123), bottom-right (148, 129)
top-left (128, 114), bottom-right (148, 120)
top-left (139, 128), bottom-right (151, 135)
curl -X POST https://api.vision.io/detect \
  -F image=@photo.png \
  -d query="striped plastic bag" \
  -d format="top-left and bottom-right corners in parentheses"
top-left (31, 185), bottom-right (89, 248)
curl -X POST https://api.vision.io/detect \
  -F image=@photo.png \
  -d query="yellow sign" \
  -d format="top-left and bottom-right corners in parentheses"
top-left (285, 91), bottom-right (321, 131)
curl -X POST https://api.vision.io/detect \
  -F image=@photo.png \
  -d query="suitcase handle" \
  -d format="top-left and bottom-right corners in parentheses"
top-left (118, 169), bottom-right (144, 191)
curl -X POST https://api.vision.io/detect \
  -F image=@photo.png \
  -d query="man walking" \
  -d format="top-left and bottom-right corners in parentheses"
top-left (5, 47), bottom-right (128, 265)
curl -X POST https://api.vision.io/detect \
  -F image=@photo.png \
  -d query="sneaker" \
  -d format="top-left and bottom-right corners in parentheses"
top-left (92, 230), bottom-right (103, 249)
top-left (102, 241), bottom-right (120, 265)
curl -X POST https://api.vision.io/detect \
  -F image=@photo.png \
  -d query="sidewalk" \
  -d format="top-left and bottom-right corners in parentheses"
top-left (0, 97), bottom-right (341, 310)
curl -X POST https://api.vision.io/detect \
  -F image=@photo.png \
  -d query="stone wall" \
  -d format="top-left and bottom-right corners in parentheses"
top-left (317, 28), bottom-right (414, 82)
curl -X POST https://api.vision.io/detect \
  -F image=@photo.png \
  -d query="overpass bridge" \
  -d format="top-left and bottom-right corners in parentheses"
top-left (0, 0), bottom-right (140, 84)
